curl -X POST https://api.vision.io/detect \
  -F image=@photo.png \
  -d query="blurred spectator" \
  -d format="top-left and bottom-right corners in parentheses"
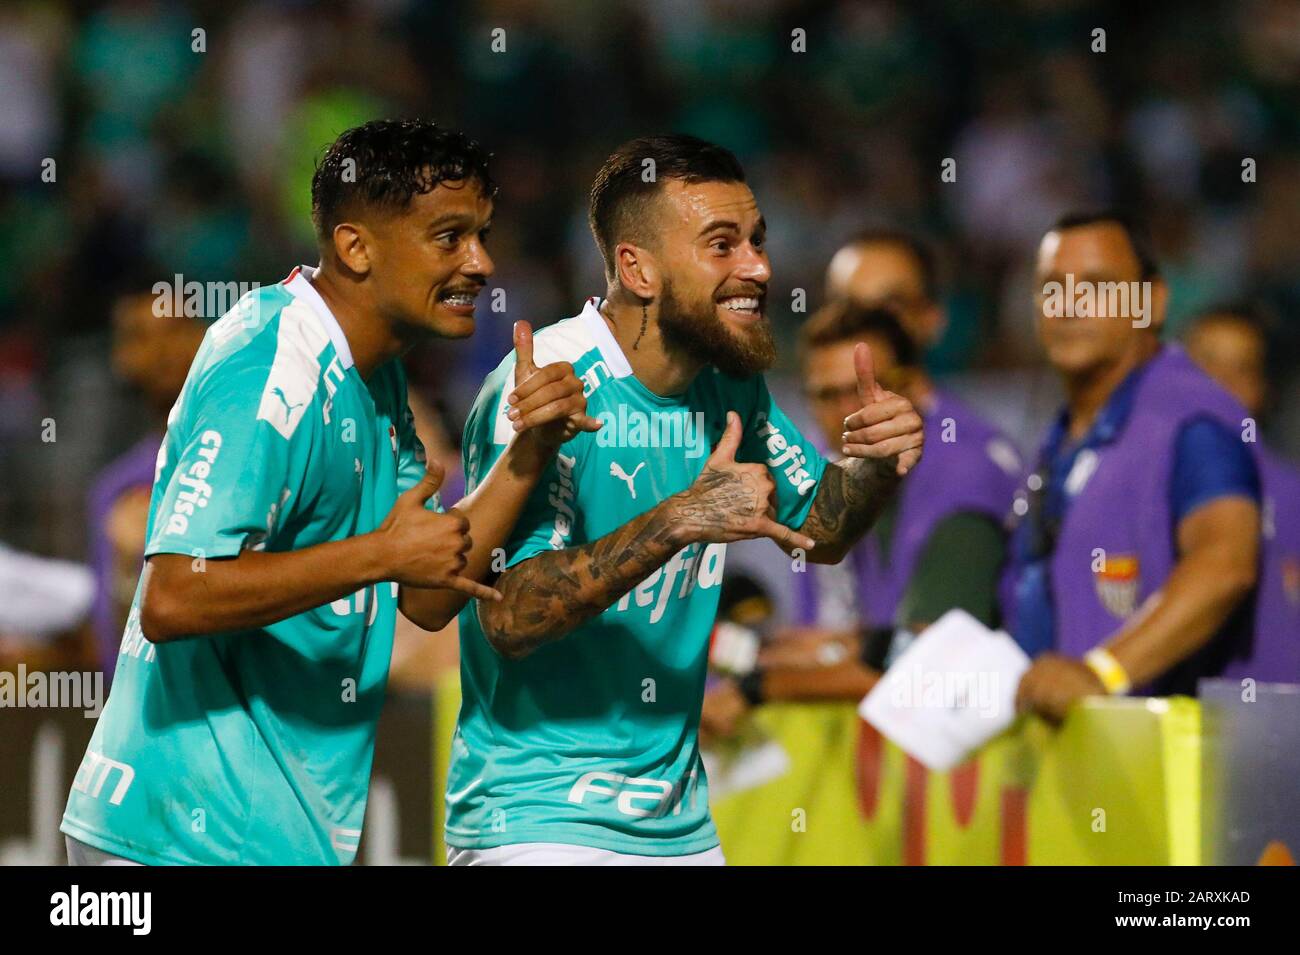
top-left (702, 290), bottom-right (1020, 737)
top-left (0, 0), bottom-right (1296, 582)
top-left (825, 228), bottom-right (947, 354)
top-left (1186, 304), bottom-right (1300, 680)
top-left (0, 4), bottom-right (65, 183)
top-left (1008, 212), bottom-right (1261, 722)
top-left (86, 287), bottom-right (206, 678)
top-left (72, 1), bottom-right (199, 201)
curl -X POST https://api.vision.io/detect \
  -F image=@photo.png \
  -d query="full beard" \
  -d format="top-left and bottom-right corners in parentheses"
top-left (657, 279), bottom-right (777, 378)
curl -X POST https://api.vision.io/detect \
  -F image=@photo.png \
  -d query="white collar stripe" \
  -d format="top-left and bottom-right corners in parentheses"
top-left (285, 265), bottom-right (355, 370)
top-left (579, 298), bottom-right (632, 378)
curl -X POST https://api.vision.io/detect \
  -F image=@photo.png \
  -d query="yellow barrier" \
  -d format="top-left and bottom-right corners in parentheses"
top-left (712, 697), bottom-right (1201, 865)
top-left (431, 674), bottom-right (1202, 865)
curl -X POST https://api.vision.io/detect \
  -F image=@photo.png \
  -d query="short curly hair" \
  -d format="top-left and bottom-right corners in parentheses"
top-left (311, 119), bottom-right (496, 243)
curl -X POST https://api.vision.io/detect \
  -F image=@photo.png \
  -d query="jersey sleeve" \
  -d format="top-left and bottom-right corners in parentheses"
top-left (460, 359), bottom-right (586, 570)
top-left (1170, 415), bottom-right (1261, 525)
top-left (394, 399), bottom-right (429, 496)
top-left (738, 375), bottom-right (828, 530)
top-left (145, 353), bottom-right (313, 560)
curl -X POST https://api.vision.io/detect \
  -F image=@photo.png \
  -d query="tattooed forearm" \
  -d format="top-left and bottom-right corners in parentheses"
top-left (478, 414), bottom-right (817, 659)
top-left (668, 468), bottom-right (766, 530)
top-left (798, 456), bottom-right (901, 564)
top-left (477, 499), bottom-right (688, 659)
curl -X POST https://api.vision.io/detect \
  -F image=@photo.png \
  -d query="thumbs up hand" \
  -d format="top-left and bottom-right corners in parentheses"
top-left (505, 320), bottom-right (603, 450)
top-left (377, 460), bottom-right (503, 602)
top-left (513, 317), bottom-right (538, 382)
top-left (840, 342), bottom-right (924, 476)
top-left (669, 412), bottom-right (818, 551)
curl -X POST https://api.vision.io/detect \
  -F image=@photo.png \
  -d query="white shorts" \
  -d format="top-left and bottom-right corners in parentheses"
top-left (66, 836), bottom-right (144, 866)
top-left (446, 842), bottom-right (726, 866)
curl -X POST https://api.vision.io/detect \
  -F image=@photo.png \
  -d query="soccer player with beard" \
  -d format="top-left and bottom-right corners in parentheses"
top-left (447, 135), bottom-right (925, 865)
top-left (61, 120), bottom-right (598, 865)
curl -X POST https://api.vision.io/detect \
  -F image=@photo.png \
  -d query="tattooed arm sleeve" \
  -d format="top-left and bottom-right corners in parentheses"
top-left (740, 377), bottom-right (901, 566)
top-left (796, 455), bottom-right (902, 564)
top-left (475, 449), bottom-right (794, 660)
top-left (475, 499), bottom-right (687, 660)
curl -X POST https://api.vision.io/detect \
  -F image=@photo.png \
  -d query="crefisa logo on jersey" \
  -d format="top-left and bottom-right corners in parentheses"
top-left (755, 412), bottom-right (816, 495)
top-left (163, 429), bottom-right (222, 535)
top-left (547, 451), bottom-right (579, 549)
top-left (615, 540), bottom-right (726, 624)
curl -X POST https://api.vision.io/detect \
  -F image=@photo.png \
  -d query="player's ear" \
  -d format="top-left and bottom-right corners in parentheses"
top-left (615, 242), bottom-right (659, 301)
top-left (331, 222), bottom-right (372, 276)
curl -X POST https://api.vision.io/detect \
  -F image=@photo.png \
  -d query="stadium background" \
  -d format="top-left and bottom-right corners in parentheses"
top-left (2, 0), bottom-right (1299, 864)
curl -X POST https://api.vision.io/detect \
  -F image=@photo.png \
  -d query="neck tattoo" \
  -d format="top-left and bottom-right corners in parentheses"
top-left (633, 302), bottom-right (649, 351)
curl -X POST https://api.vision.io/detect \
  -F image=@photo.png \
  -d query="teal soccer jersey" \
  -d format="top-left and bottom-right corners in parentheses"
top-left (62, 266), bottom-right (431, 865)
top-left (447, 298), bottom-right (827, 855)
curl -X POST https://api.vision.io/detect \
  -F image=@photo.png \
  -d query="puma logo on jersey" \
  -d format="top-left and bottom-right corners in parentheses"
top-left (271, 386), bottom-right (305, 422)
top-left (610, 461), bottom-right (645, 499)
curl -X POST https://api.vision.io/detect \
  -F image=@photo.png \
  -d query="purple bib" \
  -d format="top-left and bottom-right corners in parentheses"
top-left (1045, 346), bottom-right (1259, 669)
top-left (793, 389), bottom-right (1020, 629)
top-left (1222, 447), bottom-right (1300, 682)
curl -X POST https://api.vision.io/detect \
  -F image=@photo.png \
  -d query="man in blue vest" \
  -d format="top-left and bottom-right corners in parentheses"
top-left (1010, 211), bottom-right (1262, 723)
top-left (1185, 304), bottom-right (1300, 681)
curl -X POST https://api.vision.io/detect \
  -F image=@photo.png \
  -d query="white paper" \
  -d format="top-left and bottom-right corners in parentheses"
top-left (0, 543), bottom-right (95, 641)
top-left (858, 609), bottom-right (1030, 771)
top-left (701, 732), bottom-right (792, 798)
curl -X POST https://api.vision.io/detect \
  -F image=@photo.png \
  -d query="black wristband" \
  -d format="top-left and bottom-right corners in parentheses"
top-left (736, 669), bottom-right (766, 707)
top-left (860, 626), bottom-right (894, 670)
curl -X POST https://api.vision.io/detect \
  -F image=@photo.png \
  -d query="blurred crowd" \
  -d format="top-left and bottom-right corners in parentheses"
top-left (3, 0), bottom-right (1300, 678)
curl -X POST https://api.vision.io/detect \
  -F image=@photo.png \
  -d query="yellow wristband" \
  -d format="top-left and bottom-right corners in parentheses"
top-left (1084, 647), bottom-right (1131, 695)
